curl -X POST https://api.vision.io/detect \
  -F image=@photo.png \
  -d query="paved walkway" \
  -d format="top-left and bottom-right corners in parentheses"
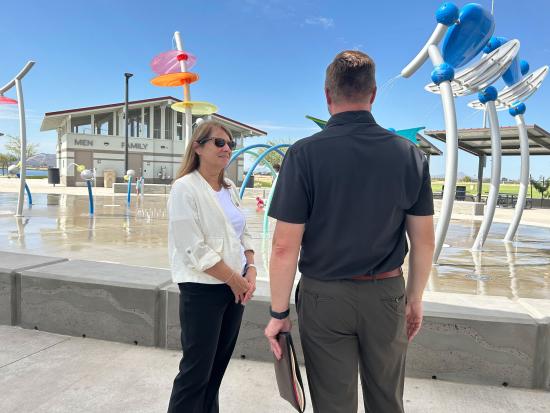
top-left (1, 326), bottom-right (548, 413)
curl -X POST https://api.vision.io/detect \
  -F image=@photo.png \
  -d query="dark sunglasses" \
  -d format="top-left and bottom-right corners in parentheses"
top-left (198, 137), bottom-right (236, 150)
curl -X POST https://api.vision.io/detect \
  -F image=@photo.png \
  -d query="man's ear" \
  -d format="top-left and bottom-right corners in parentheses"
top-left (370, 86), bottom-right (377, 105)
top-left (325, 88), bottom-right (332, 106)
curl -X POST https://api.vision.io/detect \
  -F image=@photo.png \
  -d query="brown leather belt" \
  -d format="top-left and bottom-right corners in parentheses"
top-left (351, 267), bottom-right (403, 281)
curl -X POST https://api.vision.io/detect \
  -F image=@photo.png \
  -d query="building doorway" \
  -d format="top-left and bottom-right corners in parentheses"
top-left (128, 153), bottom-right (143, 177)
top-left (74, 150), bottom-right (93, 185)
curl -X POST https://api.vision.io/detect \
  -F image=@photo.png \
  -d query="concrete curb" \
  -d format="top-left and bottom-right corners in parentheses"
top-left (112, 183), bottom-right (171, 195)
top-left (0, 251), bottom-right (548, 389)
top-left (18, 259), bottom-right (172, 346)
top-left (0, 252), bottom-right (67, 326)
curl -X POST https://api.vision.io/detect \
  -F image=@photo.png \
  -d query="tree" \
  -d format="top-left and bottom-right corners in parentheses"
top-left (4, 134), bottom-right (39, 160)
top-left (0, 153), bottom-right (17, 175)
top-left (255, 139), bottom-right (293, 171)
top-left (530, 176), bottom-right (550, 207)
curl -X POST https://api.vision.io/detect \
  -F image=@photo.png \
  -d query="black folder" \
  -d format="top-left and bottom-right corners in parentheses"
top-left (273, 332), bottom-right (306, 412)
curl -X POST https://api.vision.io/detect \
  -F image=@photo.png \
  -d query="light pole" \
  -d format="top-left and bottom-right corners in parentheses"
top-left (124, 73), bottom-right (133, 173)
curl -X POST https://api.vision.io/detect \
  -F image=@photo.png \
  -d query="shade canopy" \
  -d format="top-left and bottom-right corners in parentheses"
top-left (424, 124), bottom-right (550, 157)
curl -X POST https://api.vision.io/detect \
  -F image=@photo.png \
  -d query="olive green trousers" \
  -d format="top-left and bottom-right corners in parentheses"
top-left (297, 276), bottom-right (408, 413)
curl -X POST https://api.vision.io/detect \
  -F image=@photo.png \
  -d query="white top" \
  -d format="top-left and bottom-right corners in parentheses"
top-left (167, 171), bottom-right (254, 284)
top-left (215, 188), bottom-right (247, 269)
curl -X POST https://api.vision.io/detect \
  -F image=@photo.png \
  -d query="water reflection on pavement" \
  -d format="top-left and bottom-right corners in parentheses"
top-left (0, 192), bottom-right (549, 299)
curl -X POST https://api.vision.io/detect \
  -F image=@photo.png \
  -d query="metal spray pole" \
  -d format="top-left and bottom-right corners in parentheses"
top-left (173, 31), bottom-right (193, 148)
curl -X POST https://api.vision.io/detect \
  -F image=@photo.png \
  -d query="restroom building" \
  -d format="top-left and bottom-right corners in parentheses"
top-left (40, 96), bottom-right (267, 186)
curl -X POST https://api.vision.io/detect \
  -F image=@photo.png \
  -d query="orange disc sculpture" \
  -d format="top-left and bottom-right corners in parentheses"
top-left (150, 72), bottom-right (199, 87)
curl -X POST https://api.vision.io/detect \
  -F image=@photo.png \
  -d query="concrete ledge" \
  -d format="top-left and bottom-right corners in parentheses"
top-left (20, 260), bottom-right (172, 346)
top-left (3, 251), bottom-right (549, 389)
top-left (159, 280), bottom-right (304, 363)
top-left (112, 183), bottom-right (171, 194)
top-left (0, 252), bottom-right (67, 326)
top-left (160, 286), bottom-right (550, 389)
top-left (158, 283), bottom-right (181, 350)
top-left (517, 298), bottom-right (550, 390)
top-left (434, 199), bottom-right (485, 216)
top-left (407, 292), bottom-right (544, 389)
top-left (236, 295), bottom-right (303, 363)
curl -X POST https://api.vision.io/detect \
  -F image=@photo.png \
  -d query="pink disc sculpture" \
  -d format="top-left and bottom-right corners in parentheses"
top-left (0, 96), bottom-right (18, 104)
top-left (150, 50), bottom-right (197, 75)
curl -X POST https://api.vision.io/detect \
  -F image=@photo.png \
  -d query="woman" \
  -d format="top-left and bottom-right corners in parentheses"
top-left (167, 120), bottom-right (257, 413)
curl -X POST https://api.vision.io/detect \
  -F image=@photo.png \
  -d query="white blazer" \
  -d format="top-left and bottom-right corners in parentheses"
top-left (168, 170), bottom-right (255, 284)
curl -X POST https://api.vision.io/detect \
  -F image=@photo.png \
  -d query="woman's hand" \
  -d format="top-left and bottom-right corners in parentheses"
top-left (227, 272), bottom-right (250, 304)
top-left (242, 266), bottom-right (257, 304)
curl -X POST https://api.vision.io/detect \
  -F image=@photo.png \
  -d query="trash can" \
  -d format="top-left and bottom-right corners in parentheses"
top-left (245, 175), bottom-right (255, 188)
top-left (455, 185), bottom-right (467, 201)
top-left (103, 169), bottom-right (116, 188)
top-left (47, 168), bottom-right (60, 186)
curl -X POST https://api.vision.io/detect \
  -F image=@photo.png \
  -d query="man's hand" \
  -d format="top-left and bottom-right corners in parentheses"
top-left (406, 300), bottom-right (423, 342)
top-left (404, 214), bottom-right (433, 342)
top-left (266, 221), bottom-right (302, 359)
top-left (264, 317), bottom-right (292, 360)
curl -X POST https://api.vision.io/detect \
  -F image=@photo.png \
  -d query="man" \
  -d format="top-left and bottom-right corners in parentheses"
top-left (264, 51), bottom-right (435, 413)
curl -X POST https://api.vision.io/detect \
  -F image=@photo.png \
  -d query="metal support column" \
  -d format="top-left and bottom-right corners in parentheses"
top-left (15, 79), bottom-right (27, 217)
top-left (0, 61), bottom-right (35, 216)
top-left (472, 101), bottom-right (501, 250)
top-left (504, 114), bottom-right (529, 241)
top-left (124, 73), bottom-right (133, 173)
top-left (174, 31), bottom-right (192, 148)
top-left (476, 155), bottom-right (485, 202)
top-left (428, 45), bottom-right (458, 264)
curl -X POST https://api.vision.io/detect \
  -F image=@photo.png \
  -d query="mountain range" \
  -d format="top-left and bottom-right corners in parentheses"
top-left (26, 153), bottom-right (56, 168)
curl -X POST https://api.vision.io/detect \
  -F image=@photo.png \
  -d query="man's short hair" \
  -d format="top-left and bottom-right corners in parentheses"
top-left (325, 51), bottom-right (376, 103)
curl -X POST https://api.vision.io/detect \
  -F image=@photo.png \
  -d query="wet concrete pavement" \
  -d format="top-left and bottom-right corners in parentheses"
top-left (0, 191), bottom-right (549, 299)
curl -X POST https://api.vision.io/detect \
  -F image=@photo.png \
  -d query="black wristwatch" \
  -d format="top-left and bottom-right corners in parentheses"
top-left (270, 306), bottom-right (290, 319)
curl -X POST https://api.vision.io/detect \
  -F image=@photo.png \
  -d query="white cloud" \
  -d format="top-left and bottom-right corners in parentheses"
top-left (304, 16), bottom-right (334, 29)
top-left (242, 0), bottom-right (296, 19)
top-left (0, 106), bottom-right (42, 122)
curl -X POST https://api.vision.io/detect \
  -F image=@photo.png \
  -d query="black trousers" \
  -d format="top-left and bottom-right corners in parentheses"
top-left (167, 283), bottom-right (244, 413)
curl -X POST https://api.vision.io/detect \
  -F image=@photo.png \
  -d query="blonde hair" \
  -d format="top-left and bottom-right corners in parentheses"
top-left (325, 50), bottom-right (376, 104)
top-left (174, 120), bottom-right (234, 189)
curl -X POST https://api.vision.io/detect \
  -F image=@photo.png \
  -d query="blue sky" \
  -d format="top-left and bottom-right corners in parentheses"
top-left (1, 0), bottom-right (549, 179)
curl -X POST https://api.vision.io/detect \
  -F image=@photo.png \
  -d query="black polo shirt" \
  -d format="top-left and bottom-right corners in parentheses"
top-left (268, 110), bottom-right (434, 281)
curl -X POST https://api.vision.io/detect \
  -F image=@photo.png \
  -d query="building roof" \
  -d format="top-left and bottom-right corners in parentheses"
top-left (40, 96), bottom-right (267, 137)
top-left (417, 133), bottom-right (443, 156)
top-left (424, 124), bottom-right (550, 157)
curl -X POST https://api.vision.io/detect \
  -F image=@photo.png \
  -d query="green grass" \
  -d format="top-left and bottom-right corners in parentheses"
top-left (431, 180), bottom-right (547, 198)
top-left (254, 180), bottom-right (273, 188)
